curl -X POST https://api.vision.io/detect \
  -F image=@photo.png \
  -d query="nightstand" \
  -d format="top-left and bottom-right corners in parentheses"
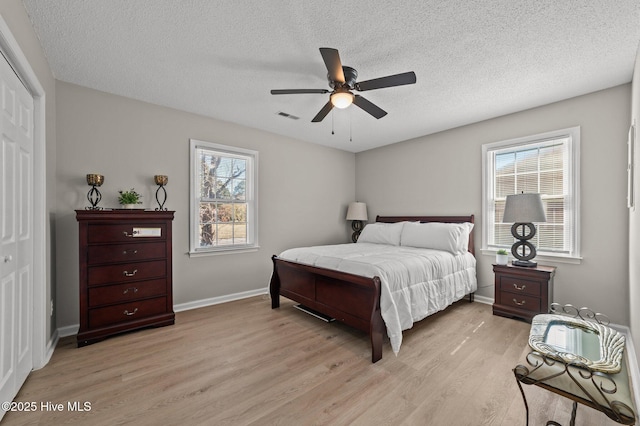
top-left (492, 262), bottom-right (556, 322)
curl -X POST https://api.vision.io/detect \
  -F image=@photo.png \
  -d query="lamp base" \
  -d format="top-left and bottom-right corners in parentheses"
top-left (510, 222), bottom-right (538, 268)
top-left (351, 220), bottom-right (363, 243)
top-left (512, 260), bottom-right (538, 268)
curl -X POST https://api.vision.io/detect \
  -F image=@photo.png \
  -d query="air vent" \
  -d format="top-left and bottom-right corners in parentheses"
top-left (276, 111), bottom-right (300, 120)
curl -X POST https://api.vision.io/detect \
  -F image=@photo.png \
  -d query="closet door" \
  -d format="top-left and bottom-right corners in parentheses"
top-left (0, 51), bottom-right (34, 413)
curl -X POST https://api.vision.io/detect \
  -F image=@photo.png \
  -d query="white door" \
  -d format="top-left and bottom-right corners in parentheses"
top-left (0, 51), bottom-right (34, 413)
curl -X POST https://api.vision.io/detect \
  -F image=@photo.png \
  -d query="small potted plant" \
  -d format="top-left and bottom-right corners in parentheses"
top-left (496, 248), bottom-right (509, 265)
top-left (118, 188), bottom-right (142, 209)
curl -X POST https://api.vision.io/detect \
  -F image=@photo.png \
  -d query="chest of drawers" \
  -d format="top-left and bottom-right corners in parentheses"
top-left (76, 210), bottom-right (175, 346)
top-left (492, 262), bottom-right (556, 322)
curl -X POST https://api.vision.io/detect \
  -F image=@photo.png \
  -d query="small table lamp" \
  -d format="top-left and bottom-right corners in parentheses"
top-left (346, 202), bottom-right (368, 242)
top-left (154, 175), bottom-right (168, 211)
top-left (86, 173), bottom-right (104, 210)
top-left (503, 193), bottom-right (546, 267)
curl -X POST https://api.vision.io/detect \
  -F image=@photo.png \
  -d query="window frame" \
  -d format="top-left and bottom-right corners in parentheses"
top-left (481, 127), bottom-right (581, 263)
top-left (189, 139), bottom-right (259, 256)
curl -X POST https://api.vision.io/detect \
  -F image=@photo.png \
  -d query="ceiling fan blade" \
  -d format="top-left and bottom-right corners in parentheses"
top-left (271, 89), bottom-right (330, 95)
top-left (311, 101), bottom-right (334, 122)
top-left (353, 95), bottom-right (387, 119)
top-left (355, 71), bottom-right (416, 91)
top-left (319, 47), bottom-right (345, 84)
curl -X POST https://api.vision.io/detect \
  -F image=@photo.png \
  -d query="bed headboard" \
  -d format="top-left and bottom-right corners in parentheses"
top-left (375, 215), bottom-right (475, 256)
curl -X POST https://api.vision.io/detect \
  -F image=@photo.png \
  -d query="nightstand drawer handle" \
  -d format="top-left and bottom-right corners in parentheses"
top-left (123, 287), bottom-right (138, 295)
top-left (122, 249), bottom-right (138, 255)
top-left (512, 298), bottom-right (526, 306)
top-left (123, 269), bottom-right (137, 277)
top-left (122, 231), bottom-right (137, 237)
top-left (512, 283), bottom-right (526, 291)
top-left (124, 308), bottom-right (138, 316)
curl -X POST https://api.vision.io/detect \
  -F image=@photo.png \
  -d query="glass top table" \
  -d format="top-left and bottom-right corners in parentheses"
top-left (513, 304), bottom-right (637, 426)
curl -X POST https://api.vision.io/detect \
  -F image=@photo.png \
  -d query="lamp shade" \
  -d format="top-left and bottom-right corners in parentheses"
top-left (503, 193), bottom-right (546, 223)
top-left (346, 202), bottom-right (368, 221)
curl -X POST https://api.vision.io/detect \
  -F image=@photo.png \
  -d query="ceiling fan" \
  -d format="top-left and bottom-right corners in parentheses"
top-left (271, 48), bottom-right (416, 122)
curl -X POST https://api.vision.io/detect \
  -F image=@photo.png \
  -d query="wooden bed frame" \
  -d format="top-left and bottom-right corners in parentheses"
top-left (269, 215), bottom-right (475, 363)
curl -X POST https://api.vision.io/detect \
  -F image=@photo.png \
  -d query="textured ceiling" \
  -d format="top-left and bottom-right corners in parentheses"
top-left (21, 0), bottom-right (640, 153)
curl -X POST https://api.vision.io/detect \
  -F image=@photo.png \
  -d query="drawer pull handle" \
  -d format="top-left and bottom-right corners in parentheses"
top-left (124, 308), bottom-right (138, 316)
top-left (123, 287), bottom-right (138, 294)
top-left (512, 298), bottom-right (526, 306)
top-left (123, 269), bottom-right (138, 277)
top-left (122, 231), bottom-right (136, 237)
top-left (513, 283), bottom-right (526, 291)
top-left (122, 250), bottom-right (138, 255)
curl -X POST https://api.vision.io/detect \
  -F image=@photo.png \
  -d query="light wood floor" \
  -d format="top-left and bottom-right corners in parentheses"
top-left (2, 296), bottom-right (626, 425)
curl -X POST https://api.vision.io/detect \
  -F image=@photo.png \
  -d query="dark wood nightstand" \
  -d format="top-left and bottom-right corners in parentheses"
top-left (492, 262), bottom-right (556, 322)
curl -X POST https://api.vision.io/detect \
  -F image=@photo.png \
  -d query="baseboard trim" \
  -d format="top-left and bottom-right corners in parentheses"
top-left (173, 288), bottom-right (268, 312)
top-left (33, 329), bottom-right (59, 370)
top-left (610, 324), bottom-right (640, 420)
top-left (58, 324), bottom-right (79, 338)
top-left (626, 335), bottom-right (640, 422)
top-left (473, 294), bottom-right (494, 305)
top-left (43, 330), bottom-right (58, 365)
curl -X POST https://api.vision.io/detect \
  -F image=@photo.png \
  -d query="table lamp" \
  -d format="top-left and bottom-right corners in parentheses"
top-left (503, 193), bottom-right (546, 267)
top-left (346, 202), bottom-right (368, 242)
top-left (86, 173), bottom-right (104, 210)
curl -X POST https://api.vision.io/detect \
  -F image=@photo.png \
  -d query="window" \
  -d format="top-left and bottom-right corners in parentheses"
top-left (189, 139), bottom-right (258, 255)
top-left (482, 127), bottom-right (580, 261)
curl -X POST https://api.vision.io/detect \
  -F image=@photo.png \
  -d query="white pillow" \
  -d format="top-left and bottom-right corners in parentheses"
top-left (457, 222), bottom-right (474, 253)
top-left (357, 222), bottom-right (405, 245)
top-left (400, 222), bottom-right (473, 254)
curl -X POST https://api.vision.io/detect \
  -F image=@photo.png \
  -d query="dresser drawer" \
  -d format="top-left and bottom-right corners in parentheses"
top-left (89, 297), bottom-right (168, 329)
top-left (88, 242), bottom-right (166, 265)
top-left (88, 260), bottom-right (166, 286)
top-left (497, 292), bottom-right (541, 313)
top-left (88, 279), bottom-right (167, 307)
top-left (498, 275), bottom-right (541, 297)
top-left (87, 223), bottom-right (167, 243)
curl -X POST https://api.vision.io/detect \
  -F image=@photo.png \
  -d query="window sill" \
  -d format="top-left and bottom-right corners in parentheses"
top-left (189, 246), bottom-right (260, 258)
top-left (480, 248), bottom-right (582, 265)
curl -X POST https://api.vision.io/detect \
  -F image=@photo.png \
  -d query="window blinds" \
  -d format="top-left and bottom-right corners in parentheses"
top-left (492, 138), bottom-right (571, 254)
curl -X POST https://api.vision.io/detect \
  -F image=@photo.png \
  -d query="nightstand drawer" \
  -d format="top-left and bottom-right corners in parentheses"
top-left (493, 263), bottom-right (555, 322)
top-left (498, 275), bottom-right (541, 297)
top-left (497, 292), bottom-right (541, 313)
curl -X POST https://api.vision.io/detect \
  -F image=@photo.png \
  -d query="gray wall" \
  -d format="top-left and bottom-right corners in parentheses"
top-left (55, 81), bottom-right (355, 328)
top-left (355, 85), bottom-right (631, 325)
top-left (0, 1), bottom-right (57, 341)
top-left (630, 45), bottom-right (640, 364)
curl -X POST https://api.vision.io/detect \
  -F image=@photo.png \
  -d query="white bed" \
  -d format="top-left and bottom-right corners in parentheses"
top-left (278, 220), bottom-right (477, 354)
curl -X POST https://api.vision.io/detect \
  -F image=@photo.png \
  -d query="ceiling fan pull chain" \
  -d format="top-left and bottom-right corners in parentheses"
top-left (350, 108), bottom-right (353, 142)
top-left (331, 110), bottom-right (335, 135)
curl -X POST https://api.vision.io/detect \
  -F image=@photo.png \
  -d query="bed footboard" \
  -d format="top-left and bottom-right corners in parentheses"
top-left (270, 255), bottom-right (384, 363)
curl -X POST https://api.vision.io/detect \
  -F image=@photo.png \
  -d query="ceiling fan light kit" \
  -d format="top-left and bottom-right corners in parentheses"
top-left (330, 90), bottom-right (354, 109)
top-left (270, 47), bottom-right (416, 122)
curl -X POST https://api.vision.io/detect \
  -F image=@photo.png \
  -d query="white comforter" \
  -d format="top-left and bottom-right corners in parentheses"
top-left (279, 243), bottom-right (477, 355)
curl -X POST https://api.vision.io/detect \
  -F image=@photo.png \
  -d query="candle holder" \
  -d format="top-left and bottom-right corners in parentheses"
top-left (86, 174), bottom-right (104, 210)
top-left (154, 175), bottom-right (168, 211)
